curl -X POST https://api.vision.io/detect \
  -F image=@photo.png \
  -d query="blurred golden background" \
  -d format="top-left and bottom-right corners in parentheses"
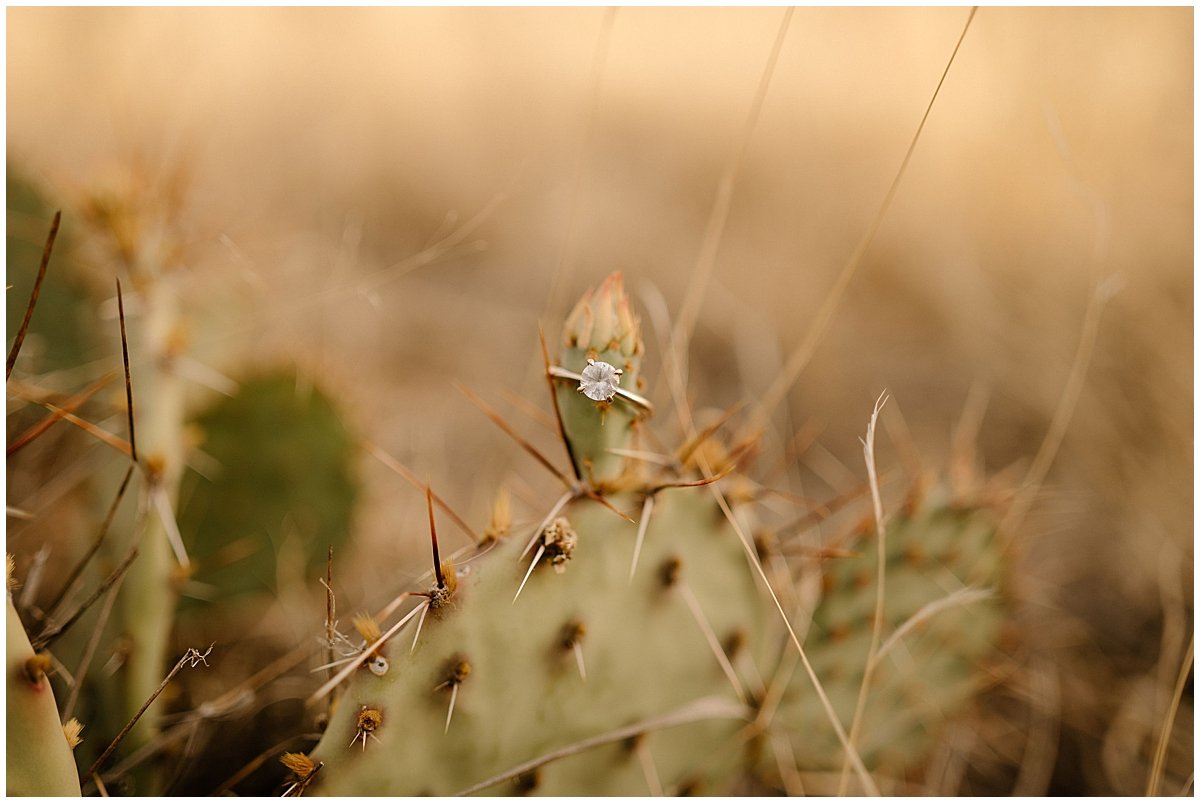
top-left (7, 6), bottom-right (1192, 794)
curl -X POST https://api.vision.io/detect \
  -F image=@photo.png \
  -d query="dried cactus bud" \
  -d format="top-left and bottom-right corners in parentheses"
top-left (563, 272), bottom-right (643, 366)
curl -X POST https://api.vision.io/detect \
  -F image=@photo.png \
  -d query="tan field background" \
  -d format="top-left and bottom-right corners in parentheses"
top-left (7, 6), bottom-right (1192, 795)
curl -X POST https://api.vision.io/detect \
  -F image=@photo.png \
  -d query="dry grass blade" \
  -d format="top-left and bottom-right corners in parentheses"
top-left (6, 210), bottom-right (61, 380)
top-left (999, 276), bottom-right (1116, 549)
top-left (1012, 654), bottom-right (1061, 795)
top-left (540, 7), bottom-right (618, 320)
top-left (679, 581), bottom-right (747, 705)
top-left (837, 390), bottom-right (888, 795)
top-left (752, 7), bottom-right (978, 434)
top-left (1146, 636), bottom-right (1194, 796)
top-left (453, 697), bottom-right (752, 796)
top-left (7, 371), bottom-right (117, 456)
top-left (667, 8), bottom-right (793, 422)
top-left (706, 475), bottom-right (879, 795)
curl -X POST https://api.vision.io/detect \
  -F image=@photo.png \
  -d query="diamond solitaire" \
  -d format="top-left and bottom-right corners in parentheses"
top-left (578, 359), bottom-right (622, 401)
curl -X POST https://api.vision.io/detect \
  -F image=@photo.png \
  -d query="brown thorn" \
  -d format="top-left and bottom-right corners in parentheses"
top-left (455, 381), bottom-right (573, 489)
top-left (365, 441), bottom-right (480, 543)
top-left (582, 488), bottom-right (636, 524)
top-left (115, 277), bottom-right (138, 462)
top-left (648, 463), bottom-right (737, 494)
top-left (538, 323), bottom-right (582, 482)
top-left (42, 464), bottom-right (136, 620)
top-left (30, 401), bottom-right (133, 457)
top-left (7, 371), bottom-right (118, 457)
top-left (499, 385), bottom-right (556, 432)
top-left (427, 485), bottom-right (445, 589)
top-left (6, 210), bottom-right (61, 380)
top-left (35, 544), bottom-right (139, 650)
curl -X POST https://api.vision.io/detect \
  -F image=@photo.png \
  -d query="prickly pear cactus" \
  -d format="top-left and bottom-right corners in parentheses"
top-left (775, 494), bottom-right (1006, 791)
top-left (7, 560), bottom-right (83, 796)
top-left (294, 274), bottom-right (1012, 796)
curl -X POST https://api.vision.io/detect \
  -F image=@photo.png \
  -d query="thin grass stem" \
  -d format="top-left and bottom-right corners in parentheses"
top-left (752, 7), bottom-right (978, 434)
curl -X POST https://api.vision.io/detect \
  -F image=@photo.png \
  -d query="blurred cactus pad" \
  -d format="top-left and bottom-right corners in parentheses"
top-left (178, 370), bottom-right (360, 603)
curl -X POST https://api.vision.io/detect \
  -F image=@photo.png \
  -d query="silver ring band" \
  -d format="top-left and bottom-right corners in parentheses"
top-left (548, 364), bottom-right (654, 415)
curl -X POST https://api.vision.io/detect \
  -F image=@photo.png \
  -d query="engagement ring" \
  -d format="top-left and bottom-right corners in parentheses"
top-left (548, 359), bottom-right (654, 414)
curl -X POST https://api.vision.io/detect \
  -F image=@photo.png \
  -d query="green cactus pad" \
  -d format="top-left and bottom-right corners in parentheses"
top-left (7, 593), bottom-right (82, 796)
top-left (177, 368), bottom-right (359, 602)
top-left (308, 489), bottom-right (771, 795)
top-left (776, 497), bottom-right (1007, 785)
